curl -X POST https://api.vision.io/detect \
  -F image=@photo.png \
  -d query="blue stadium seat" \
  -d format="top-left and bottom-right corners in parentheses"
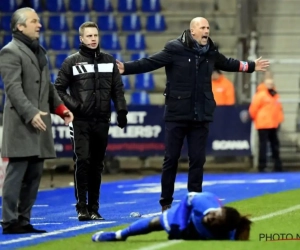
top-left (131, 91), bottom-right (150, 105)
top-left (2, 34), bottom-right (12, 47)
top-left (45, 0), bottom-right (66, 12)
top-left (126, 33), bottom-right (146, 50)
top-left (46, 56), bottom-right (53, 70)
top-left (73, 14), bottom-right (91, 30)
top-left (69, 0), bottom-right (90, 12)
top-left (0, 15), bottom-right (11, 31)
top-left (39, 33), bottom-right (48, 49)
top-left (30, 0), bottom-right (44, 12)
top-left (55, 53), bottom-right (69, 68)
top-left (0, 0), bottom-right (17, 12)
top-left (48, 15), bottom-right (69, 31)
top-left (73, 34), bottom-right (81, 49)
top-left (141, 0), bottom-right (161, 12)
top-left (146, 14), bottom-right (166, 31)
top-left (135, 73), bottom-right (155, 91)
top-left (97, 14), bottom-right (118, 31)
top-left (110, 52), bottom-right (123, 61)
top-left (49, 33), bottom-right (70, 50)
top-left (92, 0), bottom-right (113, 12)
top-left (39, 18), bottom-right (45, 32)
top-left (0, 15), bottom-right (45, 33)
top-left (131, 51), bottom-right (148, 61)
top-left (101, 33), bottom-right (121, 50)
top-left (122, 14), bottom-right (141, 31)
top-left (0, 75), bottom-right (4, 90)
top-left (51, 72), bottom-right (57, 83)
top-left (121, 75), bottom-right (131, 90)
top-left (118, 0), bottom-right (137, 12)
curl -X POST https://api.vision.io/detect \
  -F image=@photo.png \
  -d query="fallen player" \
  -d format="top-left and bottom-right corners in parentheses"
top-left (92, 191), bottom-right (252, 241)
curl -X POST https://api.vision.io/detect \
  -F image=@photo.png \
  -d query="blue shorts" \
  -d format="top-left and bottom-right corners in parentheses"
top-left (159, 205), bottom-right (179, 234)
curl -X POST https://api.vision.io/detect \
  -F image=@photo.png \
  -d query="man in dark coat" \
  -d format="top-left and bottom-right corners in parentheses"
top-left (116, 17), bottom-right (270, 212)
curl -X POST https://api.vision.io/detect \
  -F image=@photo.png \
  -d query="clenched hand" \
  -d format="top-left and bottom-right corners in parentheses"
top-left (63, 110), bottom-right (74, 125)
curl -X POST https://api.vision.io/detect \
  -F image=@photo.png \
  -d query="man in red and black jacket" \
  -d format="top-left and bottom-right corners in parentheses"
top-left (116, 17), bottom-right (269, 213)
top-left (55, 22), bottom-right (128, 221)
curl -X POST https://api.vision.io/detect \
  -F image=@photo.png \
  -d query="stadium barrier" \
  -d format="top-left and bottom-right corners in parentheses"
top-left (52, 104), bottom-right (252, 158)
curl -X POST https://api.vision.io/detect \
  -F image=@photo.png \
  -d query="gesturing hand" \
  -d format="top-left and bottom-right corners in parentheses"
top-left (116, 59), bottom-right (125, 74)
top-left (31, 111), bottom-right (48, 131)
top-left (254, 57), bottom-right (270, 72)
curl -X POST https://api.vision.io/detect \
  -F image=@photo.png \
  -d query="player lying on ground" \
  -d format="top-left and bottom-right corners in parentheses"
top-left (92, 192), bottom-right (252, 241)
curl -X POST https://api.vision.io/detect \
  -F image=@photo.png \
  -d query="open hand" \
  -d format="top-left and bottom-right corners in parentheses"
top-left (31, 111), bottom-right (48, 131)
top-left (254, 57), bottom-right (270, 72)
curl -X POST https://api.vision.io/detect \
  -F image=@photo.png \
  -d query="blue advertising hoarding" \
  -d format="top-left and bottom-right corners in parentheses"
top-left (52, 105), bottom-right (251, 158)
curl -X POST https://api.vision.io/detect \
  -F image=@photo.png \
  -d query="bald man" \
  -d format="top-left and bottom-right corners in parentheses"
top-left (116, 17), bottom-right (270, 212)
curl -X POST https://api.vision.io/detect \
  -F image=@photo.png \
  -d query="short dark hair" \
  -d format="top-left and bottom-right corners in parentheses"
top-left (79, 22), bottom-right (99, 36)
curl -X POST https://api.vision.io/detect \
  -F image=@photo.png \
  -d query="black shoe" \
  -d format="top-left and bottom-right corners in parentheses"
top-left (89, 211), bottom-right (105, 220)
top-left (22, 224), bottom-right (47, 233)
top-left (2, 223), bottom-right (45, 234)
top-left (2, 223), bottom-right (28, 234)
top-left (162, 205), bottom-right (171, 213)
top-left (76, 203), bottom-right (91, 221)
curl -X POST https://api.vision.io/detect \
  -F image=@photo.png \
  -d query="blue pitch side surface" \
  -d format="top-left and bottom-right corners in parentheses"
top-left (0, 172), bottom-right (300, 249)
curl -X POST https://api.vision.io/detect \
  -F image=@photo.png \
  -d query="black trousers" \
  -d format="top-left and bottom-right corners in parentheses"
top-left (258, 128), bottom-right (282, 171)
top-left (69, 120), bottom-right (109, 211)
top-left (160, 121), bottom-right (209, 207)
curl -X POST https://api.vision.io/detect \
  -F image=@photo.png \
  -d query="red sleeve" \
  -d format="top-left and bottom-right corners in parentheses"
top-left (55, 104), bottom-right (69, 118)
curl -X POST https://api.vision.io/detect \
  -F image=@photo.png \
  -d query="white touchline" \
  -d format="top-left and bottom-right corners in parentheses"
top-left (136, 204), bottom-right (300, 250)
top-left (251, 204), bottom-right (300, 221)
top-left (0, 221), bottom-right (116, 245)
top-left (32, 223), bottom-right (63, 225)
top-left (115, 201), bottom-right (137, 205)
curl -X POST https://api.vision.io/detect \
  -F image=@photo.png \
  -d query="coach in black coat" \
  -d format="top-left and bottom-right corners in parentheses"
top-left (117, 17), bottom-right (269, 212)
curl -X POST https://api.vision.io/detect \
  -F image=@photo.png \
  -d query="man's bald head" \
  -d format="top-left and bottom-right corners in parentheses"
top-left (189, 17), bottom-right (210, 45)
top-left (190, 17), bottom-right (208, 29)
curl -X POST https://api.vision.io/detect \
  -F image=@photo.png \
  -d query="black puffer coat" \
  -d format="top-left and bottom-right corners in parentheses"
top-left (55, 44), bottom-right (127, 121)
top-left (124, 30), bottom-right (255, 122)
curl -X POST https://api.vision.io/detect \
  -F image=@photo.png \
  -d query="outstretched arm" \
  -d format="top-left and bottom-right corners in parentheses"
top-left (116, 41), bottom-right (174, 75)
top-left (215, 52), bottom-right (269, 73)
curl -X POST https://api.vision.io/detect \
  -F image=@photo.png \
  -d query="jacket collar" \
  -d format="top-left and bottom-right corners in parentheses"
top-left (12, 38), bottom-right (41, 72)
top-left (178, 29), bottom-right (217, 51)
top-left (79, 43), bottom-right (101, 59)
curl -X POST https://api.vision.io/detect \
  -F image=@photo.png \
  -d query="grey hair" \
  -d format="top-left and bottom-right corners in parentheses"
top-left (11, 7), bottom-right (35, 32)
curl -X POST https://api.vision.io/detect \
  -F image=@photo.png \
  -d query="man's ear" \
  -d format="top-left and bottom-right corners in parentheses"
top-left (17, 23), bottom-right (23, 32)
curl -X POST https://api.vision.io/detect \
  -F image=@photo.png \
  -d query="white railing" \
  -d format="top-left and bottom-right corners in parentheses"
top-left (247, 31), bottom-right (300, 168)
top-left (247, 31), bottom-right (259, 168)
